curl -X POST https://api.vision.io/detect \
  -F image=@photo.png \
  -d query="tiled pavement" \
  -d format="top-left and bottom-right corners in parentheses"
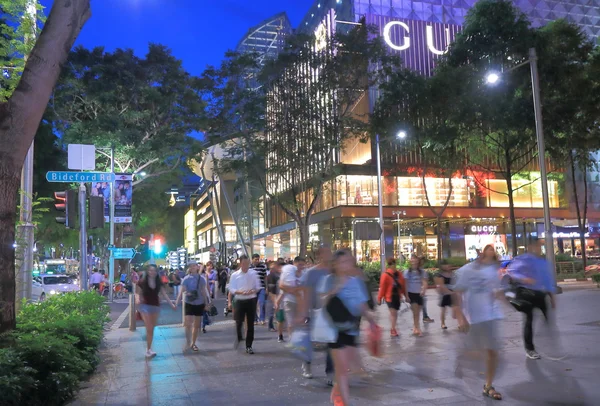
top-left (72, 288), bottom-right (600, 406)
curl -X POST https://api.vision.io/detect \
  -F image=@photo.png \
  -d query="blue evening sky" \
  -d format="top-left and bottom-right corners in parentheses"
top-left (39, 0), bottom-right (311, 75)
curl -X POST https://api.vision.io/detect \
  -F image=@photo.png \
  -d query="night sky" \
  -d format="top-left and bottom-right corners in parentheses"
top-left (39, 0), bottom-right (312, 75)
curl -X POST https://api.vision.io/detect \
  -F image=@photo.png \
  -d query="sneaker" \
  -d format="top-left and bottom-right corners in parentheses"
top-left (145, 349), bottom-right (156, 358)
top-left (390, 328), bottom-right (399, 337)
top-left (423, 317), bottom-right (435, 323)
top-left (269, 327), bottom-right (277, 332)
top-left (526, 350), bottom-right (541, 360)
top-left (326, 379), bottom-right (334, 387)
top-left (246, 347), bottom-right (255, 354)
top-left (302, 363), bottom-right (313, 379)
top-left (278, 335), bottom-right (284, 343)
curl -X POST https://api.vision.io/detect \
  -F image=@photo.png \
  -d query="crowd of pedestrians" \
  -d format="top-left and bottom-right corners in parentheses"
top-left (128, 239), bottom-right (556, 405)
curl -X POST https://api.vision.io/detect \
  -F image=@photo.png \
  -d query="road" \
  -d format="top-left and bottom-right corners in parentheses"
top-left (76, 288), bottom-right (600, 406)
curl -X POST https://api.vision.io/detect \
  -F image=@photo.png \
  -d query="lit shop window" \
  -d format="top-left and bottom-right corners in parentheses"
top-left (485, 179), bottom-right (559, 208)
top-left (225, 226), bottom-right (237, 243)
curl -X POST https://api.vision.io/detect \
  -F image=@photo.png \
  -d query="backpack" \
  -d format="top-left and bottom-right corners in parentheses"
top-left (387, 271), bottom-right (401, 300)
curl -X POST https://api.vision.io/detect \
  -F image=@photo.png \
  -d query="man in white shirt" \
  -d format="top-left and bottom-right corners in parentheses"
top-left (228, 255), bottom-right (261, 354)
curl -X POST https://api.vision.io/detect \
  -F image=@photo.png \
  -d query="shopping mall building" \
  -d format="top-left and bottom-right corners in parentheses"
top-left (186, 1), bottom-right (600, 263)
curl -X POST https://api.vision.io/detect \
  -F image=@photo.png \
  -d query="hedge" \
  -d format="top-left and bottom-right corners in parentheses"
top-left (0, 291), bottom-right (109, 406)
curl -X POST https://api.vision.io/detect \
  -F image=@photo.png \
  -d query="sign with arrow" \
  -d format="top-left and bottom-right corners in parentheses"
top-left (109, 247), bottom-right (137, 260)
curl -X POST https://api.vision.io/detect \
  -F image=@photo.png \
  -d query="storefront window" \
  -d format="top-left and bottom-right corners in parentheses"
top-left (486, 179), bottom-right (559, 208)
top-left (347, 175), bottom-right (377, 205)
top-left (224, 226), bottom-right (237, 243)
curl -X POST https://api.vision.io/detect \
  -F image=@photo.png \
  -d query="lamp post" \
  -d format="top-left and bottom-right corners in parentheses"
top-left (393, 210), bottom-right (406, 260)
top-left (375, 131), bottom-right (407, 274)
top-left (486, 47), bottom-right (556, 283)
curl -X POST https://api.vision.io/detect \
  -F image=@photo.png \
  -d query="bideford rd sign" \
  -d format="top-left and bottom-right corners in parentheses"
top-left (46, 171), bottom-right (115, 183)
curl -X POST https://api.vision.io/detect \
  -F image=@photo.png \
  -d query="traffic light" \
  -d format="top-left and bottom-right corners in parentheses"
top-left (54, 190), bottom-right (78, 228)
top-left (153, 238), bottom-right (163, 254)
top-left (88, 196), bottom-right (105, 229)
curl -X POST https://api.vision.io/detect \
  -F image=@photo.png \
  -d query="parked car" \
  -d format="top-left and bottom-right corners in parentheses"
top-left (32, 274), bottom-right (80, 302)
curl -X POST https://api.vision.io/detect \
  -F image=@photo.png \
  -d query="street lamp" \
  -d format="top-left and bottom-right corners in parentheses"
top-left (375, 131), bottom-right (408, 274)
top-left (485, 47), bottom-right (556, 284)
top-left (392, 210), bottom-right (406, 260)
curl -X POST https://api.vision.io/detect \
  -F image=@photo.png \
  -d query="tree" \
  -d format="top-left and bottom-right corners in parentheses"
top-left (0, 0), bottom-right (45, 101)
top-left (49, 44), bottom-right (205, 188)
top-left (441, 0), bottom-right (539, 256)
top-left (205, 22), bottom-right (401, 256)
top-left (373, 68), bottom-right (464, 260)
top-left (540, 21), bottom-right (600, 267)
top-left (0, 0), bottom-right (90, 333)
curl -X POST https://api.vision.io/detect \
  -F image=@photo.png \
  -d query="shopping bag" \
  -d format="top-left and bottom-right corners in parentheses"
top-left (288, 329), bottom-right (312, 362)
top-left (311, 307), bottom-right (338, 343)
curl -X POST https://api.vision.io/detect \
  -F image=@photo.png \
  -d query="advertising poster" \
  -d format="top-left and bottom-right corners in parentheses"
top-left (91, 174), bottom-right (133, 223)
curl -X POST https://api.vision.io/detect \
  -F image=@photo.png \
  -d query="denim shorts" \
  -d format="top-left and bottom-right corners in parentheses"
top-left (139, 304), bottom-right (160, 314)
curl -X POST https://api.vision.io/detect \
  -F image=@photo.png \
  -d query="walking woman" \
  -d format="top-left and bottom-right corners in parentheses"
top-left (404, 254), bottom-right (429, 336)
top-left (434, 259), bottom-right (454, 330)
top-left (206, 261), bottom-right (217, 299)
top-left (321, 250), bottom-right (377, 406)
top-left (377, 257), bottom-right (407, 337)
top-left (136, 264), bottom-right (176, 358)
top-left (176, 262), bottom-right (211, 352)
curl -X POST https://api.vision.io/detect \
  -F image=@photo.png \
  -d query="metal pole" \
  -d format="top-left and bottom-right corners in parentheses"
top-left (129, 291), bottom-right (137, 332)
top-left (376, 134), bottom-right (386, 274)
top-left (15, 0), bottom-right (38, 311)
top-left (108, 146), bottom-right (115, 301)
top-left (150, 233), bottom-right (155, 264)
top-left (79, 183), bottom-right (88, 291)
top-left (393, 212), bottom-right (402, 258)
top-left (529, 47), bottom-right (557, 287)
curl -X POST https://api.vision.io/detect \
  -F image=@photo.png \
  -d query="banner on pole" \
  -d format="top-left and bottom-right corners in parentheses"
top-left (91, 173), bottom-right (133, 223)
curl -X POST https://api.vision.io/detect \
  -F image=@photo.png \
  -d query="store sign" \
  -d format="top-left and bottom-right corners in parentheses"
top-left (471, 225), bottom-right (498, 234)
top-left (366, 14), bottom-right (461, 76)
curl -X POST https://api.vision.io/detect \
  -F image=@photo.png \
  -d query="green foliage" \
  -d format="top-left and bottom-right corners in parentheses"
top-left (555, 253), bottom-right (576, 263)
top-left (591, 274), bottom-right (600, 285)
top-left (0, 292), bottom-right (108, 405)
top-left (555, 272), bottom-right (585, 280)
top-left (0, 0), bottom-right (45, 101)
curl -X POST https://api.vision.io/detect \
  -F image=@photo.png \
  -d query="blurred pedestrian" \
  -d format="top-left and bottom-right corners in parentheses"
top-left (420, 257), bottom-right (435, 324)
top-left (434, 259), bottom-right (454, 330)
top-left (453, 244), bottom-right (504, 400)
top-left (136, 264), bottom-right (176, 358)
top-left (507, 240), bottom-right (556, 360)
top-left (404, 254), bottom-right (429, 336)
top-left (266, 260), bottom-right (284, 340)
top-left (320, 250), bottom-right (377, 406)
top-left (377, 257), bottom-right (407, 337)
top-left (206, 261), bottom-right (217, 299)
top-left (250, 254), bottom-right (268, 325)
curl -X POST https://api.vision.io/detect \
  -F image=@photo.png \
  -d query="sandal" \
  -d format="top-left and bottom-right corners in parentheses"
top-left (483, 384), bottom-right (502, 400)
top-left (191, 344), bottom-right (199, 352)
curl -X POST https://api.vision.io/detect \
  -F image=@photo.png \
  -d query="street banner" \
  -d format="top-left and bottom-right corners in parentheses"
top-left (91, 173), bottom-right (133, 223)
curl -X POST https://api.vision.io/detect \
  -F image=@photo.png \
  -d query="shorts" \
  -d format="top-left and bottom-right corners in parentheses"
top-left (408, 292), bottom-right (424, 306)
top-left (276, 309), bottom-right (285, 323)
top-left (184, 303), bottom-right (206, 317)
top-left (284, 301), bottom-right (297, 324)
top-left (328, 331), bottom-right (357, 349)
top-left (92, 283), bottom-right (101, 291)
top-left (387, 295), bottom-right (401, 310)
top-left (469, 320), bottom-right (500, 351)
top-left (440, 294), bottom-right (452, 307)
top-left (138, 304), bottom-right (160, 314)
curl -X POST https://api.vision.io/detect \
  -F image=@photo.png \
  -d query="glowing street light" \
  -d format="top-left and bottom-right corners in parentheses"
top-left (486, 72), bottom-right (500, 84)
top-left (397, 130), bottom-right (407, 139)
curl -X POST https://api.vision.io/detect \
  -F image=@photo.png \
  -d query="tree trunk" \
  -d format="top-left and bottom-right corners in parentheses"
top-left (569, 152), bottom-right (589, 270)
top-left (436, 217), bottom-right (443, 262)
top-left (0, 0), bottom-right (91, 333)
top-left (505, 161), bottom-right (518, 257)
top-left (297, 218), bottom-right (309, 258)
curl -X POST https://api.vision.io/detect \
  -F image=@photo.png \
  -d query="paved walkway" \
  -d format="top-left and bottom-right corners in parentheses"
top-left (72, 288), bottom-right (600, 406)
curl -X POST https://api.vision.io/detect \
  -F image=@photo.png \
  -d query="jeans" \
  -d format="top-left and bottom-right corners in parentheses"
top-left (325, 348), bottom-right (334, 376)
top-left (266, 297), bottom-right (276, 329)
top-left (518, 288), bottom-right (549, 351)
top-left (202, 311), bottom-right (210, 328)
top-left (173, 285), bottom-right (180, 300)
top-left (219, 280), bottom-right (227, 295)
top-left (235, 298), bottom-right (257, 348)
top-left (422, 295), bottom-right (430, 319)
top-left (256, 289), bottom-right (266, 322)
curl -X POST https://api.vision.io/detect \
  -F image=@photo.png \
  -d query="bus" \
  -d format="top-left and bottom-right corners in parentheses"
top-left (43, 259), bottom-right (79, 275)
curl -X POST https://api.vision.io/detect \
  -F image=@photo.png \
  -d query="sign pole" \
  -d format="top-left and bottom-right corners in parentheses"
top-left (109, 145), bottom-right (115, 302)
top-left (79, 183), bottom-right (88, 291)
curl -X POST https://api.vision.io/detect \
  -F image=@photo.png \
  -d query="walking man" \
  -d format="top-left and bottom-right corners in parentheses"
top-left (250, 254), bottom-right (268, 325)
top-left (507, 240), bottom-right (556, 360)
top-left (229, 255), bottom-right (261, 354)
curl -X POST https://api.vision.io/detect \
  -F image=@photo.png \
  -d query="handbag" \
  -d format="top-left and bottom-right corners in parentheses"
top-left (311, 307), bottom-right (338, 343)
top-left (326, 296), bottom-right (359, 331)
top-left (289, 329), bottom-right (312, 362)
top-left (366, 324), bottom-right (382, 357)
top-left (208, 303), bottom-right (218, 317)
top-left (186, 275), bottom-right (201, 302)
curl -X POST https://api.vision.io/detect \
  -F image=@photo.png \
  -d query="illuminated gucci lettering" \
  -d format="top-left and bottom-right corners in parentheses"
top-left (471, 225), bottom-right (498, 233)
top-left (383, 21), bottom-right (451, 55)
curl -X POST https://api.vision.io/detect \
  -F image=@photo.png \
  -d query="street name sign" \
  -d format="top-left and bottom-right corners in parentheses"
top-left (46, 171), bottom-right (115, 183)
top-left (109, 248), bottom-right (136, 260)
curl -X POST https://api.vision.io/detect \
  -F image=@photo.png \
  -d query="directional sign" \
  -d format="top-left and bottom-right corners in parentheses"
top-left (109, 248), bottom-right (137, 260)
top-left (46, 171), bottom-right (115, 183)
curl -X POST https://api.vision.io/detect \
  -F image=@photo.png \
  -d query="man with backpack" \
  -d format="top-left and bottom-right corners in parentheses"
top-left (378, 257), bottom-right (408, 337)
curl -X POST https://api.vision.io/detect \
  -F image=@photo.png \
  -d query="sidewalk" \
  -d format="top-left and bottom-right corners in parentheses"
top-left (72, 288), bottom-right (600, 406)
